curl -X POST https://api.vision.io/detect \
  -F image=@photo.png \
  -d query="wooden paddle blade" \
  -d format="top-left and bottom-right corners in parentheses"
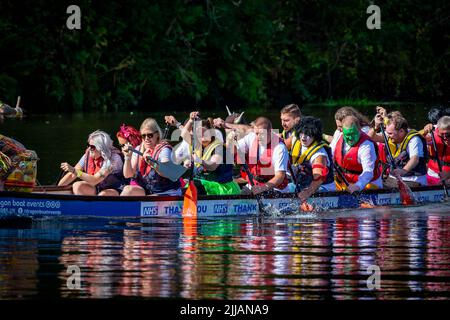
top-left (182, 180), bottom-right (198, 219)
top-left (397, 179), bottom-right (416, 205)
top-left (157, 161), bottom-right (188, 182)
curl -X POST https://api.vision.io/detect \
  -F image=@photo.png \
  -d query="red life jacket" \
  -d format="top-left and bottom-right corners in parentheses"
top-left (138, 140), bottom-right (172, 177)
top-left (428, 128), bottom-right (450, 173)
top-left (334, 132), bottom-right (381, 184)
top-left (84, 148), bottom-right (104, 175)
top-left (246, 134), bottom-right (288, 189)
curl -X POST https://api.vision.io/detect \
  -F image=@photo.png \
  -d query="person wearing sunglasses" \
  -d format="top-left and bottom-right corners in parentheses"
top-left (59, 130), bottom-right (126, 196)
top-left (120, 117), bottom-right (181, 196)
top-left (427, 116), bottom-right (450, 185)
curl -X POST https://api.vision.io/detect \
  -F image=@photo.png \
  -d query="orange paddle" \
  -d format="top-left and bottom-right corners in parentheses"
top-left (182, 180), bottom-right (198, 219)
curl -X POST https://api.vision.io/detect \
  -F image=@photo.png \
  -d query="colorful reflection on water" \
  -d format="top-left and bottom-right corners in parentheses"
top-left (1, 205), bottom-right (450, 299)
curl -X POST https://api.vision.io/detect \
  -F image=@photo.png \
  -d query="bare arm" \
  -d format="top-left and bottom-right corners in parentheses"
top-left (322, 134), bottom-right (334, 144)
top-left (253, 171), bottom-right (286, 194)
top-left (298, 155), bottom-right (327, 202)
top-left (58, 163), bottom-right (82, 186)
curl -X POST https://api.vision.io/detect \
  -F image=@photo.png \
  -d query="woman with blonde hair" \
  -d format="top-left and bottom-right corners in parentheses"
top-left (120, 118), bottom-right (181, 196)
top-left (59, 130), bottom-right (126, 196)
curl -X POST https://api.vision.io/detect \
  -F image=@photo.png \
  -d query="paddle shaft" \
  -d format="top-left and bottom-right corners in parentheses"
top-left (162, 123), bottom-right (170, 140)
top-left (128, 148), bottom-right (158, 164)
top-left (333, 161), bottom-right (365, 200)
top-left (241, 162), bottom-right (266, 212)
top-left (380, 124), bottom-right (397, 169)
top-left (190, 118), bottom-right (200, 180)
top-left (333, 162), bottom-right (350, 187)
top-left (54, 169), bottom-right (66, 185)
top-left (430, 128), bottom-right (449, 197)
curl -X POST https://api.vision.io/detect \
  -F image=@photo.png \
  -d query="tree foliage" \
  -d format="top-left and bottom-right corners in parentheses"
top-left (0, 0), bottom-right (448, 113)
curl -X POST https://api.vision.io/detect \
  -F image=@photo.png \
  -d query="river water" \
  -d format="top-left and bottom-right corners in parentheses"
top-left (0, 204), bottom-right (449, 299)
top-left (1, 105), bottom-right (449, 300)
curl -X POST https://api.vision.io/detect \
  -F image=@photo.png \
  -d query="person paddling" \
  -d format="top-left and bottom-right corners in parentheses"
top-left (292, 116), bottom-right (335, 203)
top-left (427, 116), bottom-right (450, 186)
top-left (183, 116), bottom-right (240, 195)
top-left (120, 118), bottom-right (181, 196)
top-left (383, 116), bottom-right (428, 188)
top-left (332, 115), bottom-right (382, 193)
top-left (235, 117), bottom-right (290, 195)
top-left (59, 130), bottom-right (126, 196)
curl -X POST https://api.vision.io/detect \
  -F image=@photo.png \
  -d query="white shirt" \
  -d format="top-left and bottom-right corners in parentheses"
top-left (172, 140), bottom-right (191, 164)
top-left (237, 132), bottom-right (289, 192)
top-left (393, 135), bottom-right (427, 185)
top-left (332, 138), bottom-right (383, 190)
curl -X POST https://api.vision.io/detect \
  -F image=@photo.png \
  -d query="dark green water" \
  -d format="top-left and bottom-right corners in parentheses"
top-left (0, 205), bottom-right (449, 299)
top-left (2, 104), bottom-right (449, 300)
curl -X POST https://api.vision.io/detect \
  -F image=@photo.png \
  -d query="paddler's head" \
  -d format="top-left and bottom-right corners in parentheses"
top-left (335, 106), bottom-right (369, 133)
top-left (280, 104), bottom-right (301, 132)
top-left (385, 116), bottom-right (408, 144)
top-left (342, 115), bottom-right (361, 147)
top-left (253, 117), bottom-right (273, 145)
top-left (140, 118), bottom-right (162, 150)
top-left (437, 116), bottom-right (450, 145)
top-left (297, 116), bottom-right (322, 147)
top-left (116, 124), bottom-right (142, 149)
top-left (198, 118), bottom-right (216, 147)
top-left (87, 130), bottom-right (113, 160)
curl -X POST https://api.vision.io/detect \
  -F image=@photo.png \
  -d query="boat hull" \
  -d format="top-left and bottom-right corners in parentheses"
top-left (0, 186), bottom-right (447, 219)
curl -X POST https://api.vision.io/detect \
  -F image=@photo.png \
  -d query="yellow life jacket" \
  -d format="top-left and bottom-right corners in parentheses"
top-left (194, 139), bottom-right (222, 167)
top-left (389, 129), bottom-right (421, 158)
top-left (291, 140), bottom-right (329, 166)
top-left (282, 128), bottom-right (297, 140)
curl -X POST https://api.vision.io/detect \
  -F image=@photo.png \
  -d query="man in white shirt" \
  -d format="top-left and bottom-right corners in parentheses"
top-left (332, 115), bottom-right (383, 193)
top-left (384, 116), bottom-right (428, 187)
top-left (236, 117), bottom-right (290, 195)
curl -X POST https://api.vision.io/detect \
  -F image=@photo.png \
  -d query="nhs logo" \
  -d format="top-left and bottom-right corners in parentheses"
top-left (214, 204), bottom-right (228, 214)
top-left (142, 205), bottom-right (159, 216)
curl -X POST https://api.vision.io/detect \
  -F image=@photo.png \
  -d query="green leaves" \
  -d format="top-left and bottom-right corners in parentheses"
top-left (0, 0), bottom-right (448, 112)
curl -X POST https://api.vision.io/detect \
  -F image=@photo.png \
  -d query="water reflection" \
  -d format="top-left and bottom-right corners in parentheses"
top-left (1, 209), bottom-right (450, 299)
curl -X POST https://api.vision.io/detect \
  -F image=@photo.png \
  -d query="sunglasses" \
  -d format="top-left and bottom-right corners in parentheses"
top-left (86, 144), bottom-right (97, 151)
top-left (141, 132), bottom-right (158, 139)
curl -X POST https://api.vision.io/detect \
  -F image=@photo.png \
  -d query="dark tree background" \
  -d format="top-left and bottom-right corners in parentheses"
top-left (0, 0), bottom-right (449, 113)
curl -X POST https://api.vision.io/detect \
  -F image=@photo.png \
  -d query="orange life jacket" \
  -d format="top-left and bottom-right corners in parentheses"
top-left (334, 132), bottom-right (381, 184)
